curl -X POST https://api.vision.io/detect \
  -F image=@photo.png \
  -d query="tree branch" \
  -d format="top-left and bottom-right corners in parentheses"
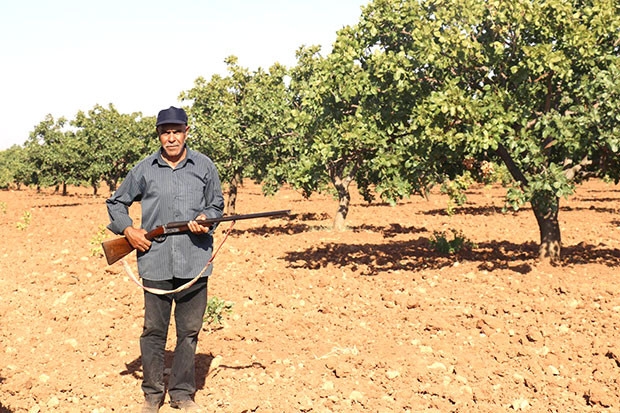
top-left (496, 142), bottom-right (528, 188)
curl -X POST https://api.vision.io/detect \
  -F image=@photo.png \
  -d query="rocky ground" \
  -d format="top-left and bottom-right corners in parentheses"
top-left (0, 179), bottom-right (619, 412)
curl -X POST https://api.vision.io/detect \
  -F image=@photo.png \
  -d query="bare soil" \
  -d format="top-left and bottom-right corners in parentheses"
top-left (0, 180), bottom-right (619, 413)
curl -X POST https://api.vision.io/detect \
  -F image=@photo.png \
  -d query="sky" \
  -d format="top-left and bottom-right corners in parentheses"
top-left (0, 0), bottom-right (370, 150)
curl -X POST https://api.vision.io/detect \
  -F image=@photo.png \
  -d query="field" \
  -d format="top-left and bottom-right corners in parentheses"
top-left (0, 180), bottom-right (619, 412)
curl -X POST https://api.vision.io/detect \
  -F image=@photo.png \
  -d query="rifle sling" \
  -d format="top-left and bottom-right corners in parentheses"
top-left (122, 220), bottom-right (236, 295)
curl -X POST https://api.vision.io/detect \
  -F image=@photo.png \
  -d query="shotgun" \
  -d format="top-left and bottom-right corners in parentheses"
top-left (102, 209), bottom-right (290, 265)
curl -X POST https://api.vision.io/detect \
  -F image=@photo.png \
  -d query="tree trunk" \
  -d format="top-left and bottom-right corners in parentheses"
top-left (227, 170), bottom-right (242, 215)
top-left (107, 179), bottom-right (117, 194)
top-left (496, 143), bottom-right (562, 262)
top-left (62, 182), bottom-right (68, 196)
top-left (333, 174), bottom-right (353, 231)
top-left (531, 196), bottom-right (561, 263)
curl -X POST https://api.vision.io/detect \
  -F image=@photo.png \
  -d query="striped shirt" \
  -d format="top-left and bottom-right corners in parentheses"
top-left (106, 146), bottom-right (225, 281)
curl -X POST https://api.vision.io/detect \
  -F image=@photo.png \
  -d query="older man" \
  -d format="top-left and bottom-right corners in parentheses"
top-left (106, 106), bottom-right (224, 412)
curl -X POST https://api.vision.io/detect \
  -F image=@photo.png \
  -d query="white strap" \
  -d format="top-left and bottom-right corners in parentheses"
top-left (122, 258), bottom-right (208, 295)
top-left (120, 220), bottom-right (235, 295)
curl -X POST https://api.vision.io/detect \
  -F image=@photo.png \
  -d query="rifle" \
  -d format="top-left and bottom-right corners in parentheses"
top-left (102, 209), bottom-right (290, 265)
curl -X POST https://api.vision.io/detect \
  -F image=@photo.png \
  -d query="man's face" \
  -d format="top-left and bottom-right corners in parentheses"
top-left (157, 123), bottom-right (189, 160)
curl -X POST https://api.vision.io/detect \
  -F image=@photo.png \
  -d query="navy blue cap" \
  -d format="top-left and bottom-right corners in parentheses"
top-left (156, 106), bottom-right (188, 126)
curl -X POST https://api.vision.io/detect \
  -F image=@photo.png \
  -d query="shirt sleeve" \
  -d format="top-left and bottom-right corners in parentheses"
top-left (105, 171), bottom-right (141, 235)
top-left (202, 160), bottom-right (225, 220)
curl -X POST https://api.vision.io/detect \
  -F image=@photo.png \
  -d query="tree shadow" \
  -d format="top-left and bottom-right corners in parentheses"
top-left (562, 243), bottom-right (620, 266)
top-left (584, 186), bottom-right (620, 192)
top-left (350, 223), bottom-right (427, 238)
top-left (34, 198), bottom-right (101, 208)
top-left (283, 237), bottom-right (620, 275)
top-left (224, 218), bottom-right (427, 238)
top-left (422, 203), bottom-right (619, 217)
top-left (226, 222), bottom-right (314, 237)
top-left (421, 205), bottom-right (519, 217)
top-left (37, 202), bottom-right (84, 208)
top-left (221, 212), bottom-right (322, 237)
top-left (560, 204), bottom-right (620, 214)
top-left (292, 212), bottom-right (331, 221)
top-left (577, 197), bottom-right (620, 203)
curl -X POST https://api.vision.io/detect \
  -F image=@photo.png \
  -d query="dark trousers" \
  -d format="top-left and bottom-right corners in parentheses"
top-left (140, 277), bottom-right (208, 404)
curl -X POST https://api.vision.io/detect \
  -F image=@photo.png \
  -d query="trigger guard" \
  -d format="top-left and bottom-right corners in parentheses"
top-left (153, 235), bottom-right (166, 242)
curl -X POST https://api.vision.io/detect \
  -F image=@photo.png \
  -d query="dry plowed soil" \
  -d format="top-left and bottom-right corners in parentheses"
top-left (1, 180), bottom-right (619, 412)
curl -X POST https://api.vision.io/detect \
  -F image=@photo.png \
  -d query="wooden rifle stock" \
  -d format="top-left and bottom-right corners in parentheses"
top-left (101, 209), bottom-right (290, 265)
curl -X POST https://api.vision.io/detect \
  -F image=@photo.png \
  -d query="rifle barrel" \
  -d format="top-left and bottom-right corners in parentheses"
top-left (166, 209), bottom-right (290, 228)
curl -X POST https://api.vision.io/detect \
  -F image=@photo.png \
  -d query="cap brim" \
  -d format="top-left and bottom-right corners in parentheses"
top-left (156, 120), bottom-right (187, 126)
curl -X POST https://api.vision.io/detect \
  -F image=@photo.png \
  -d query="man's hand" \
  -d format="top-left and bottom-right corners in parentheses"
top-left (123, 226), bottom-right (151, 252)
top-left (188, 214), bottom-right (211, 234)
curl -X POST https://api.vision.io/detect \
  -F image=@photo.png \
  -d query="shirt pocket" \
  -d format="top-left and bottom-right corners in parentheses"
top-left (175, 172), bottom-right (207, 218)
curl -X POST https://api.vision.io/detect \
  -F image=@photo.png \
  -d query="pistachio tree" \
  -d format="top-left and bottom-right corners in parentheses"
top-left (181, 56), bottom-right (290, 214)
top-left (347, 0), bottom-right (620, 261)
top-left (73, 104), bottom-right (157, 194)
top-left (23, 115), bottom-right (86, 195)
top-left (0, 145), bottom-right (27, 189)
top-left (287, 41), bottom-right (406, 230)
top-left (284, 12), bottom-right (470, 231)
top-left (285, 46), bottom-right (356, 230)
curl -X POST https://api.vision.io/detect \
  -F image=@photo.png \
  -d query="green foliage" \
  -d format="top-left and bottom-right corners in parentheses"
top-left (351, 0), bottom-right (620, 200)
top-left (181, 57), bottom-right (291, 210)
top-left (504, 185), bottom-right (528, 212)
top-left (16, 210), bottom-right (31, 231)
top-left (0, 202), bottom-right (6, 214)
top-left (89, 225), bottom-right (107, 257)
top-left (22, 115), bottom-right (84, 191)
top-left (483, 162), bottom-right (513, 186)
top-left (343, 0), bottom-right (620, 258)
top-left (0, 145), bottom-right (27, 189)
top-left (440, 172), bottom-right (474, 214)
top-left (72, 104), bottom-right (157, 194)
top-left (203, 296), bottom-right (234, 326)
top-left (429, 229), bottom-right (476, 255)
top-left (13, 107), bottom-right (156, 195)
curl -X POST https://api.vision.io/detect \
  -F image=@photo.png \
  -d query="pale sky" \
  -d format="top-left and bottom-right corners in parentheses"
top-left (0, 0), bottom-right (369, 150)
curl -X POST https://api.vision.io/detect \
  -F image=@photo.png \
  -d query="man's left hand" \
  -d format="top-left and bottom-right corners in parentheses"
top-left (188, 214), bottom-right (211, 234)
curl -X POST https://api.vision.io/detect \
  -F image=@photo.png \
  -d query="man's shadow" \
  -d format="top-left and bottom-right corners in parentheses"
top-left (121, 351), bottom-right (214, 390)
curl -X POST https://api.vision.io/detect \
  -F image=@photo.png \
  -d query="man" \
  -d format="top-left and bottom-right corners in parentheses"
top-left (106, 106), bottom-right (224, 412)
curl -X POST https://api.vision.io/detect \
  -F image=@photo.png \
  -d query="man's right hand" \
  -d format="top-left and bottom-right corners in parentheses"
top-left (123, 227), bottom-right (151, 252)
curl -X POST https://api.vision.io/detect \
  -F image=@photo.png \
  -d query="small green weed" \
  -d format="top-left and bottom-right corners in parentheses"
top-left (429, 229), bottom-right (476, 255)
top-left (90, 225), bottom-right (107, 257)
top-left (0, 202), bottom-right (7, 214)
top-left (204, 296), bottom-right (234, 327)
top-left (16, 210), bottom-right (32, 230)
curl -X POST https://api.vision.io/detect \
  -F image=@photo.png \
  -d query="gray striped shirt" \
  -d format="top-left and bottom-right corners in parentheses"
top-left (106, 146), bottom-right (225, 281)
